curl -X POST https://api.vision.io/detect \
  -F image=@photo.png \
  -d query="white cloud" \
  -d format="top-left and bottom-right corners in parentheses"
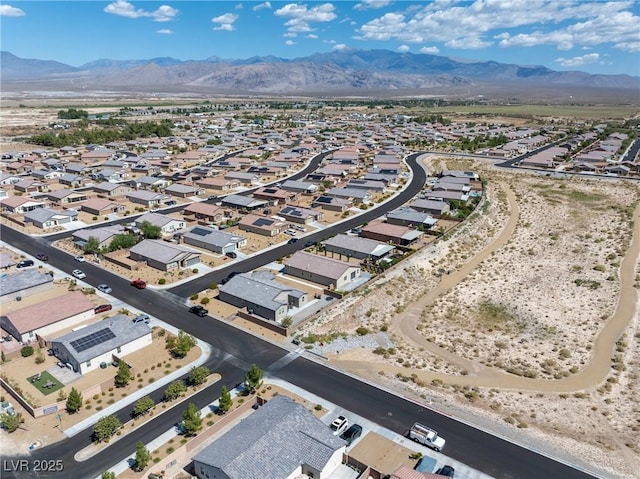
top-left (0, 4), bottom-right (25, 16)
top-left (306, 33), bottom-right (318, 39)
top-left (212, 13), bottom-right (239, 31)
top-left (397, 44), bottom-right (410, 53)
top-left (333, 43), bottom-right (348, 50)
top-left (354, 0), bottom-right (391, 10)
top-left (253, 2), bottom-right (272, 11)
top-left (420, 45), bottom-right (440, 54)
top-left (357, 1), bottom-right (640, 52)
top-left (284, 32), bottom-right (297, 37)
top-left (555, 52), bottom-right (600, 67)
top-left (157, 28), bottom-right (174, 34)
top-left (285, 40), bottom-right (296, 46)
top-left (104, 0), bottom-right (178, 22)
top-left (275, 3), bottom-right (337, 33)
top-left (235, 3), bottom-right (243, 9)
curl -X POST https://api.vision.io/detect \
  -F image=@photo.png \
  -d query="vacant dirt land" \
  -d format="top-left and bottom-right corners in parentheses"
top-left (299, 156), bottom-right (640, 479)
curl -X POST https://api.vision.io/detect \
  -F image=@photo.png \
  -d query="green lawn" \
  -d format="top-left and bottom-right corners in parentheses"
top-left (28, 370), bottom-right (64, 396)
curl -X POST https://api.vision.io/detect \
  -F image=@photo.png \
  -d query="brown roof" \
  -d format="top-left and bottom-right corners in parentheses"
top-left (390, 465), bottom-right (441, 479)
top-left (183, 202), bottom-right (225, 216)
top-left (5, 291), bottom-right (95, 334)
top-left (82, 197), bottom-right (121, 211)
top-left (363, 221), bottom-right (412, 237)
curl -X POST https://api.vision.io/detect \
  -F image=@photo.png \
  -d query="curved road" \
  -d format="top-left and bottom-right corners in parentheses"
top-left (0, 153), bottom-right (596, 479)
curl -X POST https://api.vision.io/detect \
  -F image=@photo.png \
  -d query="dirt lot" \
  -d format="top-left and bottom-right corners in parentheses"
top-left (299, 156), bottom-right (640, 479)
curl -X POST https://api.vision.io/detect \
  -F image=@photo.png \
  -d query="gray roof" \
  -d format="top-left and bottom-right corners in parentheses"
top-left (183, 226), bottom-right (245, 248)
top-left (126, 190), bottom-right (168, 201)
top-left (327, 187), bottom-right (369, 200)
top-left (193, 395), bottom-right (345, 479)
top-left (387, 207), bottom-right (437, 226)
top-left (410, 198), bottom-right (450, 212)
top-left (73, 225), bottom-right (125, 243)
top-left (222, 194), bottom-right (267, 208)
top-left (51, 315), bottom-right (151, 364)
top-left (130, 239), bottom-right (200, 264)
top-left (165, 183), bottom-right (200, 194)
top-left (324, 234), bottom-right (394, 257)
top-left (24, 208), bottom-right (77, 223)
top-left (93, 181), bottom-right (122, 192)
top-left (219, 271), bottom-right (303, 313)
top-left (136, 212), bottom-right (177, 228)
top-left (1, 270), bottom-right (54, 296)
top-left (0, 253), bottom-right (16, 269)
top-left (280, 179), bottom-right (316, 191)
top-left (278, 205), bottom-right (319, 219)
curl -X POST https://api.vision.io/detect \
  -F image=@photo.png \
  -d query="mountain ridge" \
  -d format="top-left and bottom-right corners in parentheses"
top-left (1, 49), bottom-right (638, 93)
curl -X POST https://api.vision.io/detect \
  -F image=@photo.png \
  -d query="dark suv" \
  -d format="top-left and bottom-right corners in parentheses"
top-left (436, 465), bottom-right (455, 477)
top-left (189, 305), bottom-right (209, 317)
top-left (340, 424), bottom-right (363, 445)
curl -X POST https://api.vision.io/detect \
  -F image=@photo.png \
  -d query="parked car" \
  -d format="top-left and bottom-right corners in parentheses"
top-left (94, 304), bottom-right (112, 314)
top-left (131, 278), bottom-right (147, 289)
top-left (284, 229), bottom-right (297, 236)
top-left (16, 260), bottom-right (34, 269)
top-left (287, 238), bottom-right (299, 244)
top-left (132, 314), bottom-right (150, 324)
top-left (220, 272), bottom-right (239, 285)
top-left (304, 241), bottom-right (316, 248)
top-left (72, 269), bottom-right (86, 279)
top-left (74, 255), bottom-right (86, 262)
top-left (189, 305), bottom-right (208, 317)
top-left (164, 200), bottom-right (177, 206)
top-left (225, 251), bottom-right (238, 259)
top-left (35, 253), bottom-right (49, 261)
top-left (97, 284), bottom-right (112, 293)
top-left (436, 466), bottom-right (455, 477)
top-left (330, 415), bottom-right (349, 436)
top-left (207, 195), bottom-right (218, 201)
top-left (340, 424), bottom-right (363, 445)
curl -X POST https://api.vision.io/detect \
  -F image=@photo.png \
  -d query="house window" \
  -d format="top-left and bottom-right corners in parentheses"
top-left (117, 347), bottom-right (121, 353)
top-left (86, 360), bottom-right (91, 367)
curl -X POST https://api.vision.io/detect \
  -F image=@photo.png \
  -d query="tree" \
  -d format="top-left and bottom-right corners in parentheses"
top-left (172, 330), bottom-right (196, 358)
top-left (107, 234), bottom-right (137, 252)
top-left (66, 387), bottom-right (83, 413)
top-left (244, 364), bottom-right (263, 394)
top-left (93, 415), bottom-right (121, 442)
top-left (281, 316), bottom-right (293, 328)
top-left (217, 385), bottom-right (232, 414)
top-left (140, 221), bottom-right (162, 239)
top-left (114, 361), bottom-right (132, 387)
top-left (164, 380), bottom-right (186, 401)
top-left (134, 441), bottom-right (151, 471)
top-left (181, 403), bottom-right (203, 436)
top-left (188, 365), bottom-right (210, 386)
top-left (101, 472), bottom-right (116, 479)
top-left (132, 396), bottom-right (155, 416)
top-left (83, 236), bottom-right (101, 254)
top-left (0, 412), bottom-right (24, 432)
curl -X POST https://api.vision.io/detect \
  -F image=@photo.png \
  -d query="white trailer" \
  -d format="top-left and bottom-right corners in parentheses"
top-left (409, 422), bottom-right (446, 451)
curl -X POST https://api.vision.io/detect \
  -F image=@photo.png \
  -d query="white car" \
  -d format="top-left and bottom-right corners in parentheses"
top-left (330, 415), bottom-right (349, 436)
top-left (97, 284), bottom-right (112, 294)
top-left (72, 269), bottom-right (86, 279)
top-left (74, 255), bottom-right (86, 262)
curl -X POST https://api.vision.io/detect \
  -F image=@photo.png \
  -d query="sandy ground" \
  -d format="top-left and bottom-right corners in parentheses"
top-left (299, 156), bottom-right (640, 479)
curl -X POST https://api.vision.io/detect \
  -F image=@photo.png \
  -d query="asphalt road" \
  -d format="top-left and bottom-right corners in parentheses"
top-left (0, 152), bottom-right (597, 479)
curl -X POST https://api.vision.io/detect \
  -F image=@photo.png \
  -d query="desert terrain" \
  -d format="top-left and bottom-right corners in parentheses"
top-left (296, 154), bottom-right (640, 479)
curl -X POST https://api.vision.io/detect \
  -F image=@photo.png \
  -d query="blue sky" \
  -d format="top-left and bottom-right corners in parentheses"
top-left (1, 1), bottom-right (639, 75)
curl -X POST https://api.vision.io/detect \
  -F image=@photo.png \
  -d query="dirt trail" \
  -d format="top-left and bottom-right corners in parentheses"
top-left (334, 184), bottom-right (640, 393)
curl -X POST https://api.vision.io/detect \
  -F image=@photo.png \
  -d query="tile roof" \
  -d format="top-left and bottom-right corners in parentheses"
top-left (130, 239), bottom-right (200, 264)
top-left (3, 291), bottom-right (95, 334)
top-left (285, 251), bottom-right (354, 280)
top-left (324, 234), bottom-right (394, 257)
top-left (219, 271), bottom-right (303, 312)
top-left (0, 270), bottom-right (54, 297)
top-left (193, 395), bottom-right (345, 479)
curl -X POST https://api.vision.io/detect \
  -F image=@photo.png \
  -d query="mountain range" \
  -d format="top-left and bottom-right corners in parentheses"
top-left (1, 49), bottom-right (638, 94)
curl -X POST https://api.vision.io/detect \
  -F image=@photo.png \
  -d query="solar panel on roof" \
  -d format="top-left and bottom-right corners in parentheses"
top-left (264, 188), bottom-right (277, 193)
top-left (316, 197), bottom-right (331, 203)
top-left (190, 227), bottom-right (210, 237)
top-left (254, 218), bottom-right (273, 227)
top-left (70, 328), bottom-right (116, 353)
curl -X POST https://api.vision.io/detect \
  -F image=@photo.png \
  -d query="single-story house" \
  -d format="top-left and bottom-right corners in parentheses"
top-left (126, 190), bottom-right (170, 207)
top-left (13, 179), bottom-right (50, 194)
top-left (280, 179), bottom-right (318, 194)
top-left (193, 395), bottom-right (346, 479)
top-left (0, 291), bottom-right (95, 343)
top-left (129, 239), bottom-right (201, 271)
top-left (49, 315), bottom-right (152, 374)
top-left (182, 226), bottom-right (246, 254)
top-left (93, 182), bottom-right (132, 198)
top-left (425, 190), bottom-right (469, 203)
top-left (58, 173), bottom-right (87, 188)
top-left (409, 199), bottom-right (451, 217)
top-left (0, 196), bottom-right (47, 214)
top-left (224, 171), bottom-right (260, 185)
top-left (440, 170), bottom-right (479, 181)
top-left (73, 225), bottom-right (126, 250)
top-left (135, 212), bottom-right (186, 235)
top-left (326, 187), bottom-right (370, 204)
top-left (323, 234), bottom-right (394, 261)
top-left (311, 195), bottom-right (352, 212)
top-left (238, 214), bottom-right (284, 237)
top-left (345, 179), bottom-right (386, 192)
top-left (284, 251), bottom-right (361, 289)
top-left (362, 221), bottom-right (423, 246)
top-left (252, 187), bottom-right (297, 205)
top-left (221, 194), bottom-right (268, 212)
top-left (218, 271), bottom-right (307, 322)
top-left (0, 270), bottom-right (54, 304)
top-left (196, 176), bottom-right (240, 191)
top-left (386, 207), bottom-right (437, 229)
top-left (278, 205), bottom-right (324, 224)
top-left (81, 197), bottom-right (126, 216)
top-left (182, 202), bottom-right (226, 223)
top-left (132, 176), bottom-right (171, 190)
top-left (23, 207), bottom-right (79, 229)
top-left (46, 189), bottom-right (88, 205)
top-left (164, 183), bottom-right (204, 198)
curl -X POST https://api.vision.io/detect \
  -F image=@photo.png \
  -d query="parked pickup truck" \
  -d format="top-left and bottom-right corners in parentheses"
top-left (408, 422), bottom-right (446, 452)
